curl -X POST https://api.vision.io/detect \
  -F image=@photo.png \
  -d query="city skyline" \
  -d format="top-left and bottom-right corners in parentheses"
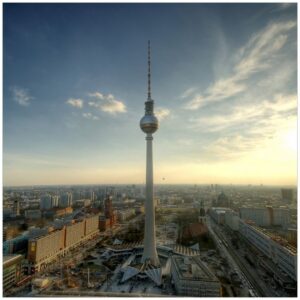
top-left (4, 3), bottom-right (297, 186)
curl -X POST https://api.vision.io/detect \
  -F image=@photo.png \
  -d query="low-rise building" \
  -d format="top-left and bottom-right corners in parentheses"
top-left (171, 256), bottom-right (221, 297)
top-left (75, 199), bottom-right (91, 208)
top-left (209, 207), bottom-right (231, 224)
top-left (116, 209), bottom-right (136, 222)
top-left (54, 207), bottom-right (73, 217)
top-left (286, 228), bottom-right (297, 247)
top-left (25, 209), bottom-right (42, 219)
top-left (224, 210), bottom-right (239, 231)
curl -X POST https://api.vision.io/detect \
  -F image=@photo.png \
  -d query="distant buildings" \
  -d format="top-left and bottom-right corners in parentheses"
top-left (198, 200), bottom-right (206, 224)
top-left (99, 195), bottom-right (117, 231)
top-left (209, 207), bottom-right (232, 225)
top-left (40, 194), bottom-right (53, 210)
top-left (171, 256), bottom-right (221, 296)
top-left (25, 210), bottom-right (42, 220)
top-left (74, 199), bottom-right (91, 208)
top-left (59, 192), bottom-right (73, 208)
top-left (212, 192), bottom-right (230, 208)
top-left (116, 208), bottom-right (136, 222)
top-left (102, 195), bottom-right (116, 228)
top-left (12, 199), bottom-right (20, 217)
top-left (281, 188), bottom-right (294, 204)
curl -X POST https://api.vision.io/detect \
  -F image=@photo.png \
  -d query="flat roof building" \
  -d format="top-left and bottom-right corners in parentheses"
top-left (171, 255), bottom-right (221, 297)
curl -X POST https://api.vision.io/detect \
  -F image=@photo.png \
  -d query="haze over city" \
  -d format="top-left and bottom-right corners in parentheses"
top-left (4, 3), bottom-right (297, 186)
top-left (3, 3), bottom-right (298, 298)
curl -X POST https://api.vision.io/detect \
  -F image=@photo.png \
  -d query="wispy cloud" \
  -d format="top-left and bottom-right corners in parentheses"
top-left (190, 94), bottom-right (297, 133)
top-left (66, 98), bottom-right (83, 108)
top-left (277, 3), bottom-right (295, 11)
top-left (11, 86), bottom-right (33, 106)
top-left (185, 20), bottom-right (296, 110)
top-left (201, 134), bottom-right (261, 160)
top-left (88, 92), bottom-right (104, 99)
top-left (82, 112), bottom-right (99, 120)
top-left (181, 87), bottom-right (197, 99)
top-left (155, 107), bottom-right (170, 121)
top-left (88, 91), bottom-right (126, 115)
top-left (191, 93), bottom-right (297, 161)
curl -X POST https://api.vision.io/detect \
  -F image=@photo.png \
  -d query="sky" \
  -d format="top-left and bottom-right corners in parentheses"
top-left (3, 3), bottom-right (297, 186)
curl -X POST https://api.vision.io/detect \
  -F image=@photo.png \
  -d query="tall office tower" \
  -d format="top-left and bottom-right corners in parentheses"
top-left (104, 195), bottom-right (113, 219)
top-left (199, 200), bottom-right (206, 224)
top-left (40, 194), bottom-right (53, 210)
top-left (105, 195), bottom-right (115, 226)
top-left (281, 188), bottom-right (294, 204)
top-left (140, 41), bottom-right (160, 266)
top-left (59, 192), bottom-right (73, 208)
top-left (13, 199), bottom-right (20, 217)
top-left (51, 195), bottom-right (59, 208)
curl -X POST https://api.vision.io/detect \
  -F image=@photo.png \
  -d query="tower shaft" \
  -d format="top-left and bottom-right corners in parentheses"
top-left (141, 133), bottom-right (159, 266)
top-left (140, 41), bottom-right (159, 267)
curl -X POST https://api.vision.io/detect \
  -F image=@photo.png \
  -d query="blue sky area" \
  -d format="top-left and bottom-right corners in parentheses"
top-left (3, 3), bottom-right (297, 186)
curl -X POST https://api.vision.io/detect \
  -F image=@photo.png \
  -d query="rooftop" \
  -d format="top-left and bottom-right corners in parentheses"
top-left (172, 256), bottom-right (219, 283)
top-left (250, 224), bottom-right (297, 255)
top-left (3, 254), bottom-right (23, 267)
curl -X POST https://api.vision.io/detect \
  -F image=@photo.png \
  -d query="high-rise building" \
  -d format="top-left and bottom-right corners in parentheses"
top-left (198, 200), bottom-right (206, 224)
top-left (104, 195), bottom-right (116, 227)
top-left (59, 192), bottom-right (73, 208)
top-left (12, 199), bottom-right (20, 217)
top-left (40, 194), bottom-right (52, 210)
top-left (51, 195), bottom-right (59, 208)
top-left (281, 188), bottom-right (294, 204)
top-left (140, 40), bottom-right (159, 267)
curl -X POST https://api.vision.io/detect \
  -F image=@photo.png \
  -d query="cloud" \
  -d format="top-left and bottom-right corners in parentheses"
top-left (155, 107), bottom-right (170, 121)
top-left (66, 98), bottom-right (83, 108)
top-left (82, 112), bottom-right (99, 120)
top-left (88, 92), bottom-right (104, 99)
top-left (190, 93), bottom-right (296, 161)
top-left (185, 20), bottom-right (296, 110)
top-left (88, 91), bottom-right (126, 115)
top-left (202, 135), bottom-right (260, 160)
top-left (11, 86), bottom-right (33, 106)
top-left (181, 87), bottom-right (197, 99)
top-left (190, 94), bottom-right (297, 133)
top-left (277, 3), bottom-right (295, 11)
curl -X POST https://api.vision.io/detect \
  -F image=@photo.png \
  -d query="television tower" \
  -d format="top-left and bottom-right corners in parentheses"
top-left (140, 40), bottom-right (160, 266)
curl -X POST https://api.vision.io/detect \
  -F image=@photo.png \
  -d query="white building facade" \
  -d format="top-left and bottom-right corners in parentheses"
top-left (239, 220), bottom-right (297, 281)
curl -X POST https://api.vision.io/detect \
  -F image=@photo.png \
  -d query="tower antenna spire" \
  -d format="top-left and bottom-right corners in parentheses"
top-left (148, 40), bottom-right (151, 100)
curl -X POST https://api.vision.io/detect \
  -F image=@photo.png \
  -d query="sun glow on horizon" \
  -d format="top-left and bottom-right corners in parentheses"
top-left (283, 128), bottom-right (297, 152)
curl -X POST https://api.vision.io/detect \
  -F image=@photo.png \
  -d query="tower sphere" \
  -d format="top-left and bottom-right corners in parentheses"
top-left (140, 114), bottom-right (159, 134)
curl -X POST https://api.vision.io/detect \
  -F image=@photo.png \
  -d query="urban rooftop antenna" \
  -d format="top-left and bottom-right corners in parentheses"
top-left (148, 40), bottom-right (151, 100)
